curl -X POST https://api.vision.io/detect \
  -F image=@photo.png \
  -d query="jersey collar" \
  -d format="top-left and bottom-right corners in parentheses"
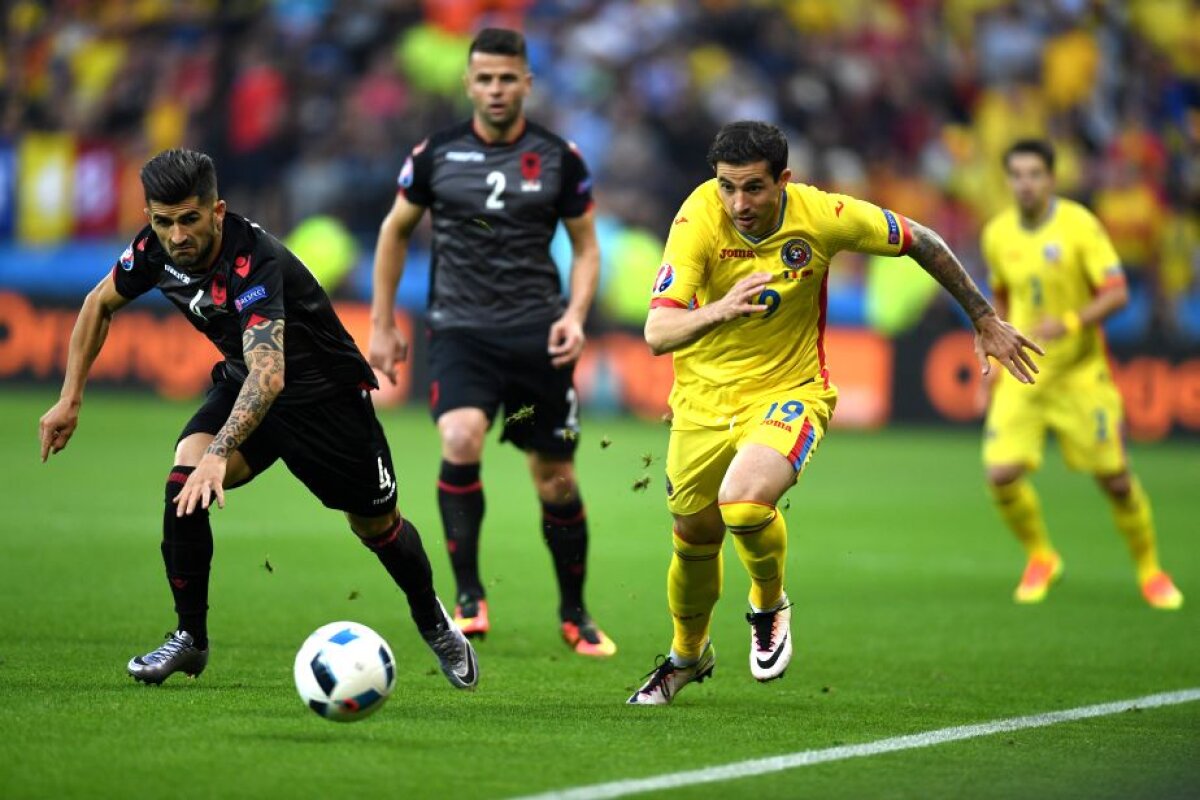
top-left (1019, 197), bottom-right (1058, 232)
top-left (470, 116), bottom-right (527, 147)
top-left (734, 188), bottom-right (788, 245)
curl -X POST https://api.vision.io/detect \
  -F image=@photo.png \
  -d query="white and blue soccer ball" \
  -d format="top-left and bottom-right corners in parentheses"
top-left (294, 621), bottom-right (396, 722)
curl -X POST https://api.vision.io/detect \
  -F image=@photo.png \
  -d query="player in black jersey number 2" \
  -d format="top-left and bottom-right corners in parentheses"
top-left (369, 28), bottom-right (615, 656)
top-left (38, 149), bottom-right (478, 689)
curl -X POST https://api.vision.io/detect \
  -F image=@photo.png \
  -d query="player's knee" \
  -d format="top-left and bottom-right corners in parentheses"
top-left (987, 465), bottom-right (1024, 487)
top-left (1097, 471), bottom-right (1131, 499)
top-left (530, 459), bottom-right (576, 502)
top-left (439, 424), bottom-right (485, 462)
top-left (672, 506), bottom-right (725, 545)
top-left (719, 501), bottom-right (777, 535)
top-left (348, 509), bottom-right (400, 540)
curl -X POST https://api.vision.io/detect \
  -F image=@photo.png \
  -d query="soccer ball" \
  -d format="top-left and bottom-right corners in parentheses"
top-left (294, 621), bottom-right (396, 722)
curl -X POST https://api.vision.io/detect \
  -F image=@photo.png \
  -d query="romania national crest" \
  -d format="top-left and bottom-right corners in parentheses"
top-left (781, 239), bottom-right (812, 269)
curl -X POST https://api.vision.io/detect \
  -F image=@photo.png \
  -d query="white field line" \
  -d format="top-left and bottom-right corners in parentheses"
top-left (509, 688), bottom-right (1200, 800)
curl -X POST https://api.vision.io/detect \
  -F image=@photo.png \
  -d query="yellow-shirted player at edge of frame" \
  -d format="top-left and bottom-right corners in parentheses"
top-left (626, 121), bottom-right (1045, 706)
top-left (980, 138), bottom-right (1183, 611)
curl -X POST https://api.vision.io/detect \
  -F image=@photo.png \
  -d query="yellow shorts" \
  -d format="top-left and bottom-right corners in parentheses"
top-left (665, 381), bottom-right (838, 517)
top-left (983, 368), bottom-right (1126, 474)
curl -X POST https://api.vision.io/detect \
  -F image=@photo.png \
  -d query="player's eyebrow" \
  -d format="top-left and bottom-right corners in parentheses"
top-left (151, 210), bottom-right (200, 225)
top-left (719, 177), bottom-right (766, 189)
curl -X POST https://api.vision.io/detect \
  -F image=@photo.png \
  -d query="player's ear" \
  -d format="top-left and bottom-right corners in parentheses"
top-left (212, 199), bottom-right (227, 221)
top-left (777, 168), bottom-right (793, 186)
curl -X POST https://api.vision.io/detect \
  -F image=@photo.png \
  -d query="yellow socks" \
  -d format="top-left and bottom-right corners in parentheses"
top-left (989, 478), bottom-right (1055, 559)
top-left (721, 501), bottom-right (787, 611)
top-left (668, 533), bottom-right (722, 662)
top-left (1107, 477), bottom-right (1161, 584)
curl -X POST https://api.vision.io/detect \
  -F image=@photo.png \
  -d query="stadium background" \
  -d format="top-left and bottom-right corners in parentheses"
top-left (1, 0), bottom-right (1198, 439)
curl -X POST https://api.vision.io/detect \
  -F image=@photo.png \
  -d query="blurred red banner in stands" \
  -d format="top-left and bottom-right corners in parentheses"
top-left (1, 292), bottom-right (1196, 441)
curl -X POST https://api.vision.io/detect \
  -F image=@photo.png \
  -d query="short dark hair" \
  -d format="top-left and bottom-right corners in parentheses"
top-left (707, 121), bottom-right (789, 180)
top-left (468, 28), bottom-right (526, 62)
top-left (141, 149), bottom-right (218, 205)
top-left (1003, 139), bottom-right (1055, 174)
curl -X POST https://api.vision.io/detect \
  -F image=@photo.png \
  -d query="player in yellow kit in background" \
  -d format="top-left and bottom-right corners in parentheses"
top-left (981, 139), bottom-right (1183, 610)
top-left (627, 121), bottom-right (1044, 705)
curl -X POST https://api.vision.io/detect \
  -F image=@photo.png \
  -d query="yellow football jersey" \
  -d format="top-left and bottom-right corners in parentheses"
top-left (981, 197), bottom-right (1124, 376)
top-left (650, 179), bottom-right (911, 425)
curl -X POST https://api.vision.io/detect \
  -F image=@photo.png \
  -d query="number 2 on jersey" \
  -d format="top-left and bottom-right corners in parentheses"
top-left (486, 171), bottom-right (506, 209)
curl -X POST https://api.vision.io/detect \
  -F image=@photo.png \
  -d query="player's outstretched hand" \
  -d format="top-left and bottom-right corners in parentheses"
top-left (174, 453), bottom-right (227, 517)
top-left (973, 312), bottom-right (1044, 384)
top-left (367, 325), bottom-right (409, 386)
top-left (39, 399), bottom-right (80, 462)
top-left (712, 271), bottom-right (773, 322)
top-left (548, 314), bottom-right (586, 368)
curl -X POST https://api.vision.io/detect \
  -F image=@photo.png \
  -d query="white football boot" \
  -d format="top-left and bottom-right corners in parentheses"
top-left (747, 596), bottom-right (792, 682)
top-left (626, 641), bottom-right (716, 705)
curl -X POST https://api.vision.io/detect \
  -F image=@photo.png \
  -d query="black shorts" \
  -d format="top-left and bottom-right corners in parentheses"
top-left (428, 324), bottom-right (580, 457)
top-left (178, 380), bottom-right (398, 517)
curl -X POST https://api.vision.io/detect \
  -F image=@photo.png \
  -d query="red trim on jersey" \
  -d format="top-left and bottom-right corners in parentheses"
top-left (245, 312), bottom-right (270, 328)
top-left (650, 297), bottom-right (687, 309)
top-left (437, 480), bottom-right (482, 495)
top-left (168, 470), bottom-right (191, 486)
top-left (816, 271), bottom-right (830, 388)
top-left (786, 418), bottom-right (816, 468)
top-left (898, 215), bottom-right (913, 255)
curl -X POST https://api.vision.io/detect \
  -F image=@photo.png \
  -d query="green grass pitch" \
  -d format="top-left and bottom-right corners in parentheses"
top-left (1, 390), bottom-right (1196, 799)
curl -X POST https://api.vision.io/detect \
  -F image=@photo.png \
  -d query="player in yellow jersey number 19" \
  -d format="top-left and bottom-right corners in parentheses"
top-left (626, 122), bottom-right (1044, 705)
top-left (981, 139), bottom-right (1183, 611)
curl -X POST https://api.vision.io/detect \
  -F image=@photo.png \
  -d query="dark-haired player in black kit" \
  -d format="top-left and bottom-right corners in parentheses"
top-left (369, 28), bottom-right (615, 656)
top-left (38, 149), bottom-right (478, 688)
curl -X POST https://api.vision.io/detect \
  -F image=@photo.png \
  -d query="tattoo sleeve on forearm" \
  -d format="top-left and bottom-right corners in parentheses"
top-left (907, 222), bottom-right (994, 323)
top-left (207, 319), bottom-right (285, 458)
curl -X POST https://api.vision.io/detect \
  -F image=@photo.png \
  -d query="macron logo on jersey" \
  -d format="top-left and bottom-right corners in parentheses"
top-left (235, 285), bottom-right (268, 312)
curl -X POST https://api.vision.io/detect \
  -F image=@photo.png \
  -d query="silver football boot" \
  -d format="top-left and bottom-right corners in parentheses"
top-left (627, 641), bottom-right (716, 705)
top-left (420, 600), bottom-right (479, 690)
top-left (127, 630), bottom-right (209, 685)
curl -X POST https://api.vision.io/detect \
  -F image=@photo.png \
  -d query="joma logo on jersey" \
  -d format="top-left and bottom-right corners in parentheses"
top-left (720, 248), bottom-right (755, 260)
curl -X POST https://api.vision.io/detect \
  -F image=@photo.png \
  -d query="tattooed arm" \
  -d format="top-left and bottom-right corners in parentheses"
top-left (175, 318), bottom-right (286, 516)
top-left (907, 221), bottom-right (1043, 383)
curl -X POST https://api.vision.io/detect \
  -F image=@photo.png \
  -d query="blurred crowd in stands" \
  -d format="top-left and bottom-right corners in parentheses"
top-left (3, 0), bottom-right (1198, 340)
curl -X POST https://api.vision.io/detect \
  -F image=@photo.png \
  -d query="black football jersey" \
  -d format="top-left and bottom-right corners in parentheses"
top-left (111, 213), bottom-right (375, 402)
top-left (398, 119), bottom-right (594, 330)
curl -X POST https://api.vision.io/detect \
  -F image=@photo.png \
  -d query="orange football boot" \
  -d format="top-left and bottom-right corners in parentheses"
top-left (1141, 571), bottom-right (1183, 610)
top-left (561, 617), bottom-right (617, 657)
top-left (1014, 552), bottom-right (1064, 604)
top-left (453, 597), bottom-right (490, 638)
